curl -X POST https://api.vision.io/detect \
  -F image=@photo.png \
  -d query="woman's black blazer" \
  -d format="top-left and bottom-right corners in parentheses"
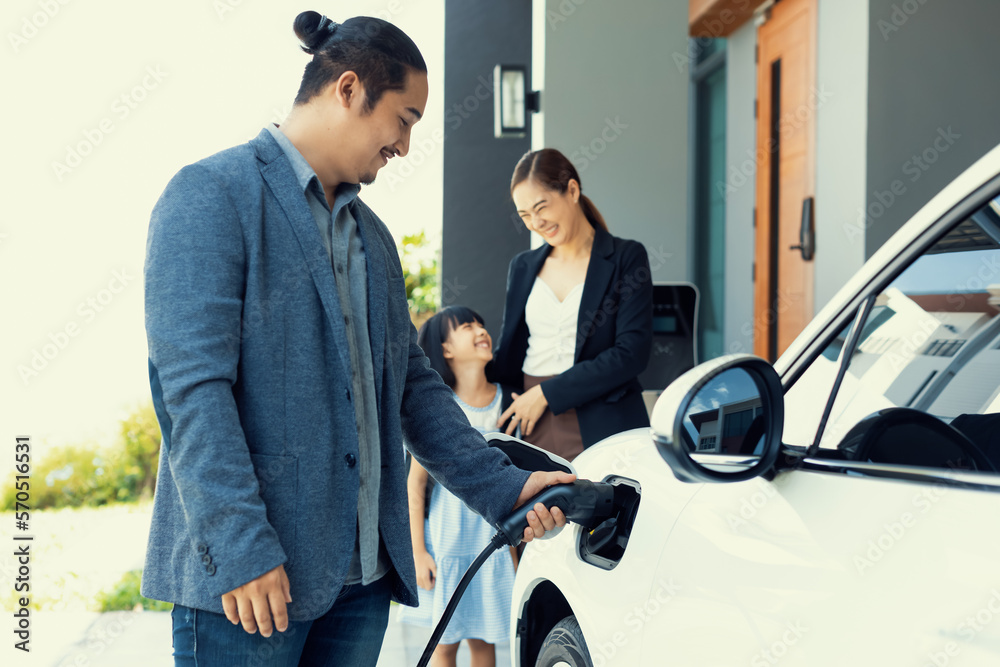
top-left (489, 228), bottom-right (654, 449)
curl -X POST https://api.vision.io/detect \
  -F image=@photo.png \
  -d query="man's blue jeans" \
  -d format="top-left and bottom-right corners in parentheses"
top-left (171, 575), bottom-right (392, 666)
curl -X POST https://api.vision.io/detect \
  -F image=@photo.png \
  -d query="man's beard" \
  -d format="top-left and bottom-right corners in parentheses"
top-left (360, 171), bottom-right (377, 186)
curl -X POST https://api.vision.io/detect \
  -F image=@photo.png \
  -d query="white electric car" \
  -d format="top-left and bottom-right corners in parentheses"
top-left (510, 142), bottom-right (1000, 666)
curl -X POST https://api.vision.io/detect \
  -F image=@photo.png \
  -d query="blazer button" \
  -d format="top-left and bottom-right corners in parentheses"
top-left (201, 554), bottom-right (212, 565)
top-left (345, 453), bottom-right (357, 468)
top-left (206, 564), bottom-right (216, 576)
top-left (196, 543), bottom-right (208, 555)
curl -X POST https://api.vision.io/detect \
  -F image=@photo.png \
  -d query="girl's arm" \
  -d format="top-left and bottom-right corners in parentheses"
top-left (406, 456), bottom-right (437, 590)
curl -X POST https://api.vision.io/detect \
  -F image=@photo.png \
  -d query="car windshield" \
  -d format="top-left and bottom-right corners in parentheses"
top-left (786, 197), bottom-right (1000, 456)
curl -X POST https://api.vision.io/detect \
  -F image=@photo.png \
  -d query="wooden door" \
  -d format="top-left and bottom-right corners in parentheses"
top-left (754, 0), bottom-right (816, 361)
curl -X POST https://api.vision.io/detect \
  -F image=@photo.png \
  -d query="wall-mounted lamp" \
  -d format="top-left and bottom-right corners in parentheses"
top-left (493, 64), bottom-right (540, 139)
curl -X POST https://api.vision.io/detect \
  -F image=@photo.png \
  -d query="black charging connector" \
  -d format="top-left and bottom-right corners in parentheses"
top-left (496, 479), bottom-right (617, 547)
top-left (415, 480), bottom-right (617, 667)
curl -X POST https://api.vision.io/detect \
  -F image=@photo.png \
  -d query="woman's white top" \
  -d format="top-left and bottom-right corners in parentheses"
top-left (522, 277), bottom-right (584, 376)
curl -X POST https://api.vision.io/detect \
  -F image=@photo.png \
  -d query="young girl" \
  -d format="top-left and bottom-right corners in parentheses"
top-left (397, 306), bottom-right (517, 667)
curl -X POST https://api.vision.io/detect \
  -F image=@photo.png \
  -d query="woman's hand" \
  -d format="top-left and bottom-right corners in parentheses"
top-left (498, 384), bottom-right (549, 436)
top-left (414, 551), bottom-right (437, 590)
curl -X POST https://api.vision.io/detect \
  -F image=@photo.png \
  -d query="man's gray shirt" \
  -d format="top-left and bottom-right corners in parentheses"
top-left (267, 124), bottom-right (387, 584)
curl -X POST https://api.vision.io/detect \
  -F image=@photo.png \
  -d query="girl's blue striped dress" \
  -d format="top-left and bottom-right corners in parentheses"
top-left (397, 383), bottom-right (516, 644)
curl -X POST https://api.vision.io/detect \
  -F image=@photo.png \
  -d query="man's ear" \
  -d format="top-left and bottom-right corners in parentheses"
top-left (331, 71), bottom-right (366, 110)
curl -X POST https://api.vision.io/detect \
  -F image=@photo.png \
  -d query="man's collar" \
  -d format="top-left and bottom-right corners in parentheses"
top-left (265, 124), bottom-right (361, 209)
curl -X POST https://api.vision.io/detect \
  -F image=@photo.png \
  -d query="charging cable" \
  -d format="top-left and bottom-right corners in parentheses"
top-left (416, 480), bottom-right (616, 667)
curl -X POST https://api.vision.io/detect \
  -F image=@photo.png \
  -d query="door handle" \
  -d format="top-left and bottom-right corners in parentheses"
top-left (789, 196), bottom-right (815, 261)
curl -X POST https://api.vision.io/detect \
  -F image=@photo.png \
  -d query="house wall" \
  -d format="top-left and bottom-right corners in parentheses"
top-left (722, 20), bottom-right (756, 355)
top-left (442, 0), bottom-right (534, 332)
top-left (865, 0), bottom-right (1000, 258)
top-left (539, 0), bottom-right (691, 282)
top-left (814, 0), bottom-right (869, 310)
top-left (726, 0), bottom-right (871, 354)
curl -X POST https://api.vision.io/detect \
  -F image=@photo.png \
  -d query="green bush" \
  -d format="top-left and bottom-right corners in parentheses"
top-left (399, 230), bottom-right (440, 322)
top-left (1, 443), bottom-right (114, 510)
top-left (95, 570), bottom-right (172, 612)
top-left (117, 402), bottom-right (161, 499)
top-left (0, 402), bottom-right (162, 511)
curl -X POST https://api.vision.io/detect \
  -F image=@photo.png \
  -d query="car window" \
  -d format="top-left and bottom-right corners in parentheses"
top-left (785, 198), bottom-right (1000, 470)
top-left (782, 319), bottom-right (853, 446)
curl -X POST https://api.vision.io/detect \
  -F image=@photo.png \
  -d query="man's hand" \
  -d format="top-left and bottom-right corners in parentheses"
top-left (498, 384), bottom-right (549, 436)
top-left (221, 564), bottom-right (292, 636)
top-left (414, 551), bottom-right (437, 591)
top-left (514, 470), bottom-right (576, 543)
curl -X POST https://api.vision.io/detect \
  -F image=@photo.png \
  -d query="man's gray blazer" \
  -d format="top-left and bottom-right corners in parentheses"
top-left (141, 128), bottom-right (530, 620)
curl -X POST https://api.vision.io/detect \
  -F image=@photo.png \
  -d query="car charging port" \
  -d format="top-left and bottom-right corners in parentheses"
top-left (578, 476), bottom-right (641, 570)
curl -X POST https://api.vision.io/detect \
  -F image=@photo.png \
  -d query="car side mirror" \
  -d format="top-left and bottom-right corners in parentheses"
top-left (486, 432), bottom-right (577, 475)
top-left (651, 354), bottom-right (784, 483)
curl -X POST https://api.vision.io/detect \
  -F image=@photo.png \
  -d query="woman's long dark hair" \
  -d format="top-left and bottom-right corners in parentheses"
top-left (417, 306), bottom-right (486, 389)
top-left (510, 148), bottom-right (609, 232)
top-left (292, 11), bottom-right (427, 111)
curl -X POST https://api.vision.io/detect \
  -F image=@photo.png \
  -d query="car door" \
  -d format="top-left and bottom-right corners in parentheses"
top-left (643, 169), bottom-right (1000, 665)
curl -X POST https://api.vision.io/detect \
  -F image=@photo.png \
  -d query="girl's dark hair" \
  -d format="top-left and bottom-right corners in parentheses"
top-left (510, 148), bottom-right (609, 233)
top-left (292, 11), bottom-right (427, 112)
top-left (417, 306), bottom-right (485, 389)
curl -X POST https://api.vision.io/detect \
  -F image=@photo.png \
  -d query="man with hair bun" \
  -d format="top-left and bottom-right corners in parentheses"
top-left (142, 11), bottom-right (572, 665)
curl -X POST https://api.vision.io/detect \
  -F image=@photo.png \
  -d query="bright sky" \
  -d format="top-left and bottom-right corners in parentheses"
top-left (1, 0), bottom-right (445, 461)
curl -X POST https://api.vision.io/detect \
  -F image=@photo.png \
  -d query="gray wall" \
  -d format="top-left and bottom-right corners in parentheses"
top-left (722, 21), bottom-right (756, 355)
top-left (814, 0), bottom-right (868, 308)
top-left (540, 0), bottom-right (690, 282)
top-left (442, 0), bottom-right (533, 331)
top-left (865, 0), bottom-right (1000, 257)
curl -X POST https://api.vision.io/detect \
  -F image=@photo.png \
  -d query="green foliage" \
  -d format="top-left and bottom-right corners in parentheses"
top-left (117, 402), bottom-right (161, 499)
top-left (0, 402), bottom-right (162, 511)
top-left (399, 230), bottom-right (440, 321)
top-left (17, 444), bottom-right (118, 509)
top-left (95, 570), bottom-right (172, 612)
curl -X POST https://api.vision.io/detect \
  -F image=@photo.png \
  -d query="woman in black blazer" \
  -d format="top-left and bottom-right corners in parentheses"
top-left (491, 148), bottom-right (653, 459)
